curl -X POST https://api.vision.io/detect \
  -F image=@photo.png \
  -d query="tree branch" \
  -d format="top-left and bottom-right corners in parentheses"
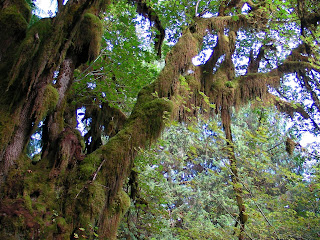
top-left (131, 0), bottom-right (165, 58)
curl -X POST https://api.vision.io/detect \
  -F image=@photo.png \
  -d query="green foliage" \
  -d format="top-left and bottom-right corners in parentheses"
top-left (119, 107), bottom-right (320, 239)
top-left (25, 0), bottom-right (40, 26)
top-left (72, 1), bottom-right (160, 114)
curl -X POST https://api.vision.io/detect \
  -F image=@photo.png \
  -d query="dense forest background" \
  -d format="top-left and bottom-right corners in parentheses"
top-left (0, 0), bottom-right (319, 239)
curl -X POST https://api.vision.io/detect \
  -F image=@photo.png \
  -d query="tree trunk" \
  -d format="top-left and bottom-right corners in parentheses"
top-left (0, 1), bottom-right (203, 238)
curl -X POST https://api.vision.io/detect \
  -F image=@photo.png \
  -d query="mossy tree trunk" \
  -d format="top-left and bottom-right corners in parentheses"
top-left (0, 1), bottom-right (201, 238)
top-left (0, 0), bottom-right (112, 239)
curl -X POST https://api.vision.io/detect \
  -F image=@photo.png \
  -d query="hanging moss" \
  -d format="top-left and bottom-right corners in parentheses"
top-left (47, 128), bottom-right (85, 178)
top-left (140, 98), bottom-right (173, 140)
top-left (104, 189), bottom-right (130, 239)
top-left (285, 137), bottom-right (296, 155)
top-left (73, 182), bottom-right (107, 229)
top-left (0, 108), bottom-right (17, 149)
top-left (111, 189), bottom-right (130, 216)
top-left (33, 85), bottom-right (59, 127)
top-left (129, 83), bottom-right (173, 141)
top-left (234, 73), bottom-right (268, 107)
top-left (74, 13), bottom-right (103, 62)
top-left (0, 0), bottom-right (31, 41)
top-left (65, 83), bottom-right (174, 237)
top-left (185, 74), bottom-right (201, 91)
top-left (0, 1), bottom-right (117, 239)
top-left (6, 18), bottom-right (53, 91)
top-left (208, 14), bottom-right (248, 32)
top-left (157, 29), bottom-right (200, 97)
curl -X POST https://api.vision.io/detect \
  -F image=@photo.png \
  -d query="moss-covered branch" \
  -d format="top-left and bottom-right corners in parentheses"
top-left (131, 0), bottom-right (165, 58)
top-left (62, 24), bottom-right (205, 239)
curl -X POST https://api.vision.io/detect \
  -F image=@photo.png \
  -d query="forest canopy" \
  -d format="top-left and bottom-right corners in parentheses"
top-left (0, 0), bottom-right (319, 239)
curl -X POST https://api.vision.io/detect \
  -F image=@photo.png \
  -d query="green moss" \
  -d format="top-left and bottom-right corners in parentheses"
top-left (23, 193), bottom-right (32, 212)
top-left (142, 98), bottom-right (173, 140)
top-left (0, 0), bottom-right (31, 40)
top-left (7, 18), bottom-right (53, 89)
top-left (68, 179), bottom-right (108, 238)
top-left (129, 83), bottom-right (173, 142)
top-left (100, 189), bottom-right (130, 240)
top-left (27, 18), bottom-right (53, 40)
top-left (75, 13), bottom-right (103, 61)
top-left (6, 157), bottom-right (71, 239)
top-left (186, 75), bottom-right (200, 90)
top-left (34, 203), bottom-right (46, 213)
top-left (0, 6), bottom-right (27, 35)
top-left (41, 222), bottom-right (59, 239)
top-left (35, 84), bottom-right (59, 124)
top-left (56, 217), bottom-right (70, 235)
top-left (78, 152), bottom-right (102, 179)
top-left (89, 183), bottom-right (107, 217)
top-left (109, 189), bottom-right (130, 216)
top-left (0, 108), bottom-right (16, 147)
top-left (225, 80), bottom-right (238, 88)
top-left (12, 0), bottom-right (31, 22)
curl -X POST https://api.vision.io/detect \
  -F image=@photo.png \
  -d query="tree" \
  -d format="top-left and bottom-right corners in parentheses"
top-left (119, 106), bottom-right (320, 239)
top-left (0, 0), bottom-right (319, 239)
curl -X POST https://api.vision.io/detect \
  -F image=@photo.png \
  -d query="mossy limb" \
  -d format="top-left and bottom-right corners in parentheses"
top-left (0, 6), bottom-right (28, 39)
top-left (74, 13), bottom-right (103, 62)
top-left (34, 85), bottom-right (59, 126)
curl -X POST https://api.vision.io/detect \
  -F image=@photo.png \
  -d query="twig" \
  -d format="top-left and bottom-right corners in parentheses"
top-left (225, 165), bottom-right (280, 239)
top-left (266, 141), bottom-right (285, 152)
top-left (195, 0), bottom-right (202, 17)
top-left (75, 159), bottom-right (107, 199)
top-left (210, 193), bottom-right (254, 240)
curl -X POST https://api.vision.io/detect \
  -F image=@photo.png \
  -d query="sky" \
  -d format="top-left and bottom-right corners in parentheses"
top-left (34, 0), bottom-right (57, 17)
